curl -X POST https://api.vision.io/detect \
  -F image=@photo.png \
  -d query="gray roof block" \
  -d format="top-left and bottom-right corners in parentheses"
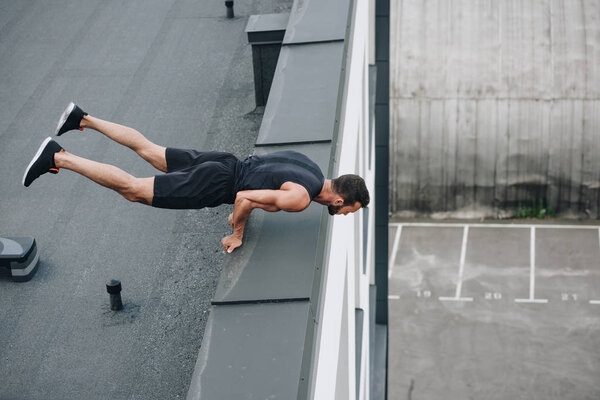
top-left (186, 301), bottom-right (309, 400)
top-left (213, 142), bottom-right (332, 303)
top-left (283, 0), bottom-right (352, 44)
top-left (256, 41), bottom-right (344, 146)
top-left (246, 13), bottom-right (289, 44)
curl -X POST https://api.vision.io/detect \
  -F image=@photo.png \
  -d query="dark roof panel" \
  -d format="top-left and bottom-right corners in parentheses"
top-left (213, 142), bottom-right (331, 303)
top-left (245, 13), bottom-right (289, 44)
top-left (256, 41), bottom-right (344, 145)
top-left (187, 302), bottom-right (309, 400)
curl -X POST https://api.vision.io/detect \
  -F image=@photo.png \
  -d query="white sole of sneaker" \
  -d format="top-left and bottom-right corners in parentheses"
top-left (54, 102), bottom-right (75, 135)
top-left (22, 137), bottom-right (53, 187)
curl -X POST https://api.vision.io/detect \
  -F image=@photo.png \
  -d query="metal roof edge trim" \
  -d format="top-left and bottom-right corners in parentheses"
top-left (281, 38), bottom-right (345, 47)
top-left (211, 297), bottom-right (310, 306)
top-left (295, 0), bottom-right (357, 398)
top-left (254, 139), bottom-right (332, 147)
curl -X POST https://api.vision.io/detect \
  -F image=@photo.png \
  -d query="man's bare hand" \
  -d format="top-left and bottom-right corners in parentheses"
top-left (227, 213), bottom-right (234, 228)
top-left (221, 234), bottom-right (242, 254)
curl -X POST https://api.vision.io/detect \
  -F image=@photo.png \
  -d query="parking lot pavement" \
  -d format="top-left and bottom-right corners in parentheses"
top-left (388, 222), bottom-right (600, 400)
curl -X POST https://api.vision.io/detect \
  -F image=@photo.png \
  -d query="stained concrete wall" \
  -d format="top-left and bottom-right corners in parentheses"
top-left (390, 0), bottom-right (600, 217)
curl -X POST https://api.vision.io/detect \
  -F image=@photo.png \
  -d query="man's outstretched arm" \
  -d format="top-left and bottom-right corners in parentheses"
top-left (221, 184), bottom-right (310, 253)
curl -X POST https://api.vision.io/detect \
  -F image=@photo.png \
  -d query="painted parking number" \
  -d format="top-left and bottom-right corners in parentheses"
top-left (416, 289), bottom-right (432, 298)
top-left (485, 292), bottom-right (502, 300)
top-left (561, 293), bottom-right (578, 301)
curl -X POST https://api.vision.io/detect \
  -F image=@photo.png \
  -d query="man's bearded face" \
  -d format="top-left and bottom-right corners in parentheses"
top-left (328, 204), bottom-right (341, 215)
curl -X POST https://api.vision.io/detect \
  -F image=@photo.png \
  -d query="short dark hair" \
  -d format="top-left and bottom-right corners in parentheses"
top-left (331, 174), bottom-right (370, 208)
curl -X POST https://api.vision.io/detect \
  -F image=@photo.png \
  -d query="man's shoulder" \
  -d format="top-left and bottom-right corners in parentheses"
top-left (280, 181), bottom-right (309, 192)
top-left (279, 182), bottom-right (311, 209)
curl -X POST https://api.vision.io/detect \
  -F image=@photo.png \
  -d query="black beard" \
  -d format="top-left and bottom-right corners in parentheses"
top-left (328, 205), bottom-right (341, 215)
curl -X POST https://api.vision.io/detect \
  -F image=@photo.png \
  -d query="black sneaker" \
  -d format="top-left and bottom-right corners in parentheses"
top-left (22, 137), bottom-right (63, 187)
top-left (55, 102), bottom-right (87, 136)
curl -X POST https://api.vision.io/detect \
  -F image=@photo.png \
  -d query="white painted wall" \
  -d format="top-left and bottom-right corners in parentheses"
top-left (312, 0), bottom-right (375, 398)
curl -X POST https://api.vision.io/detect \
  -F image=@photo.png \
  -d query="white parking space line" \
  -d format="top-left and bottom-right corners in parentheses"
top-left (390, 222), bottom-right (600, 230)
top-left (590, 229), bottom-right (600, 305)
top-left (515, 227), bottom-right (548, 304)
top-left (388, 225), bottom-right (402, 279)
top-left (514, 298), bottom-right (549, 303)
top-left (439, 225), bottom-right (474, 302)
top-left (438, 297), bottom-right (474, 302)
top-left (529, 227), bottom-right (536, 297)
top-left (389, 222), bottom-right (600, 305)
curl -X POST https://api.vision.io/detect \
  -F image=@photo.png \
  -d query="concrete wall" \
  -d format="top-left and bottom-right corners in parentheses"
top-left (390, 0), bottom-right (600, 217)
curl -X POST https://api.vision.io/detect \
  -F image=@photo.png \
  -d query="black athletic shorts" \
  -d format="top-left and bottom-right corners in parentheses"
top-left (152, 148), bottom-right (240, 209)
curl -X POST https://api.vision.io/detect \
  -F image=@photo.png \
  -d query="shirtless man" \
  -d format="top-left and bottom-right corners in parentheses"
top-left (23, 103), bottom-right (370, 253)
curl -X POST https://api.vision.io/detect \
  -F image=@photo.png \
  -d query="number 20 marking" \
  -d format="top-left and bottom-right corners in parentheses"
top-left (485, 292), bottom-right (502, 300)
top-left (561, 293), bottom-right (578, 301)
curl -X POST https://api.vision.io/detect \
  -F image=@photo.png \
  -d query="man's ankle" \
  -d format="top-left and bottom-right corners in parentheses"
top-left (80, 114), bottom-right (91, 129)
top-left (53, 150), bottom-right (67, 168)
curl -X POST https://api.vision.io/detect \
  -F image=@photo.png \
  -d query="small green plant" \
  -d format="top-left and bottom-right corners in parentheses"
top-left (514, 198), bottom-right (555, 219)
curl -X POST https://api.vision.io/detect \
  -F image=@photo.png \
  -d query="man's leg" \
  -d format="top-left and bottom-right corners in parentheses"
top-left (54, 150), bottom-right (154, 205)
top-left (80, 115), bottom-right (168, 173)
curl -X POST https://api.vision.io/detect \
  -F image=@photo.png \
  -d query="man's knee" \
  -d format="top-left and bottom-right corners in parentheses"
top-left (139, 145), bottom-right (167, 172)
top-left (121, 184), bottom-right (143, 203)
top-left (122, 177), bottom-right (154, 205)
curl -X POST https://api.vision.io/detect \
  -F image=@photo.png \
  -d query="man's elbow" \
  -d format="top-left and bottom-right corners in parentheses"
top-left (234, 193), bottom-right (252, 210)
top-left (234, 192), bottom-right (247, 205)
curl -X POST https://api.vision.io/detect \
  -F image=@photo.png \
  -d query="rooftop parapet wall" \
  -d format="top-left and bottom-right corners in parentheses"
top-left (299, 0), bottom-right (376, 398)
top-left (390, 0), bottom-right (600, 217)
top-left (187, 0), bottom-right (375, 398)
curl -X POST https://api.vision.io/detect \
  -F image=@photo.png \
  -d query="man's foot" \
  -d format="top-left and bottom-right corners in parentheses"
top-left (55, 102), bottom-right (87, 136)
top-left (22, 137), bottom-right (63, 187)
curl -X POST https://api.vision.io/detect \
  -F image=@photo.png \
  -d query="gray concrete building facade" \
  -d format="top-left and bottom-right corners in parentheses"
top-left (390, 0), bottom-right (600, 217)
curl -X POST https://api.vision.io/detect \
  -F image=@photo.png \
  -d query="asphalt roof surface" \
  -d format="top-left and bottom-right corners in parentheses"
top-left (0, 1), bottom-right (290, 398)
